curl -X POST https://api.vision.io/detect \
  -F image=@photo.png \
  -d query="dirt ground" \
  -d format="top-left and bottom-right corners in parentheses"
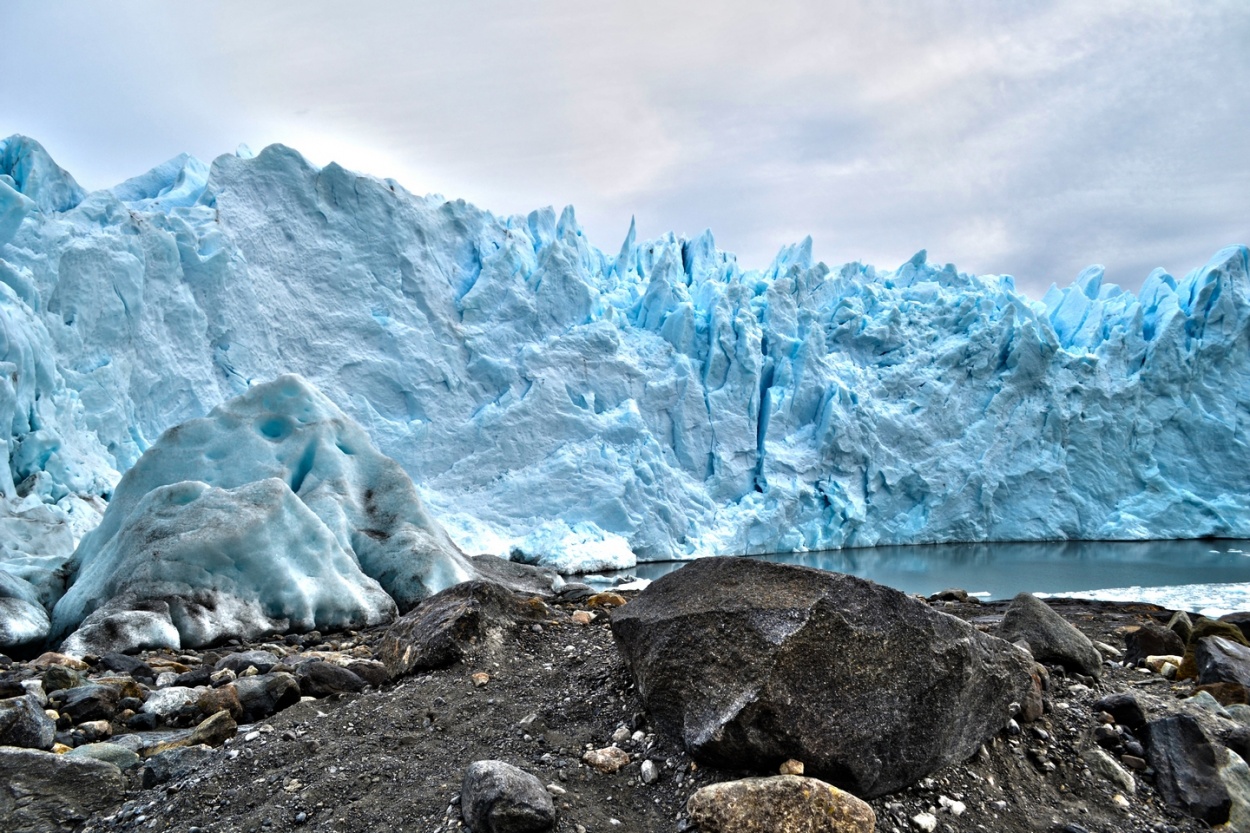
top-left (78, 593), bottom-right (1211, 833)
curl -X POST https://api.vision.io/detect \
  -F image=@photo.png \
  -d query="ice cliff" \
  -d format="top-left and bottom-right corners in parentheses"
top-left (0, 133), bottom-right (1247, 646)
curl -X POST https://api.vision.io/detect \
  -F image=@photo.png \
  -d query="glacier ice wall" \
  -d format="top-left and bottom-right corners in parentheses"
top-left (0, 133), bottom-right (1247, 588)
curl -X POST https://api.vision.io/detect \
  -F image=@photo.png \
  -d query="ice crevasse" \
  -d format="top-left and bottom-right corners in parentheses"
top-left (0, 133), bottom-right (1246, 644)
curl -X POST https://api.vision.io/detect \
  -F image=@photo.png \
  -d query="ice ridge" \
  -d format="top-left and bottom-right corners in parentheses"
top-left (0, 135), bottom-right (1246, 618)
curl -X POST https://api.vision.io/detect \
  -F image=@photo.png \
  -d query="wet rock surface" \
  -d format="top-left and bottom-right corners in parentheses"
top-left (0, 568), bottom-right (1237, 833)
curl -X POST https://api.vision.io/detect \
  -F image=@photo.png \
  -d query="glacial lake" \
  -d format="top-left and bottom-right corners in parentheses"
top-left (602, 539), bottom-right (1250, 616)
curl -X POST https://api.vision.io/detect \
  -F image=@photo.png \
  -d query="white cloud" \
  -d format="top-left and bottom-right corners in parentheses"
top-left (2, 0), bottom-right (1247, 297)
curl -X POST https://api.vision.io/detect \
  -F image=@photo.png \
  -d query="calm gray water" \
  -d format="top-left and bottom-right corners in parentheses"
top-left (608, 539), bottom-right (1250, 603)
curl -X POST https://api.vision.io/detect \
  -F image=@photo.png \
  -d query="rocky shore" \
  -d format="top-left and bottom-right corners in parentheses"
top-left (2, 558), bottom-right (1250, 833)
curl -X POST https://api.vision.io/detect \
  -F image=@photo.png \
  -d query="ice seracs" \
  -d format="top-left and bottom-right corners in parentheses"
top-left (0, 135), bottom-right (1247, 646)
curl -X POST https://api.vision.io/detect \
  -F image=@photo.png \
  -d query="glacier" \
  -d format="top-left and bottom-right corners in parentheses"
top-left (0, 133), bottom-right (1248, 648)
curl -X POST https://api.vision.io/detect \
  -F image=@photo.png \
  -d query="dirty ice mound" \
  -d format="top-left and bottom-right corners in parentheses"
top-left (50, 374), bottom-right (475, 654)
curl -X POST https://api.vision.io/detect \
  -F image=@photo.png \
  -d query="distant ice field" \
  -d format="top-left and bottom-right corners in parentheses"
top-left (605, 539), bottom-right (1250, 615)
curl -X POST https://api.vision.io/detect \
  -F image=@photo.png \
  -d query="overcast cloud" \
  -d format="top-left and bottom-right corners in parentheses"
top-left (3, 1), bottom-right (1248, 297)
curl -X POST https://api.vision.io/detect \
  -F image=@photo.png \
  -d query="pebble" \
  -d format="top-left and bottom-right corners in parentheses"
top-left (938, 795), bottom-right (965, 816)
top-left (911, 811), bottom-right (938, 831)
top-left (779, 759), bottom-right (804, 775)
top-left (582, 746), bottom-right (631, 773)
top-left (640, 759), bottom-right (659, 784)
top-left (470, 672), bottom-right (490, 688)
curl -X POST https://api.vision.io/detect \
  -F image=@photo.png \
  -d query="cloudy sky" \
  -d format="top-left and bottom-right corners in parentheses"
top-left (4, 1), bottom-right (1248, 297)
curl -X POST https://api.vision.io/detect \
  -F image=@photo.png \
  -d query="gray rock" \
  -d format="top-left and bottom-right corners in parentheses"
top-left (141, 685), bottom-right (200, 718)
top-left (294, 660), bottom-right (365, 698)
top-left (1217, 744), bottom-right (1250, 833)
top-left (997, 593), bottom-right (1102, 678)
top-left (41, 664), bottom-right (86, 694)
top-left (214, 649), bottom-right (281, 675)
top-left (1124, 623), bottom-right (1185, 666)
top-left (1168, 611), bottom-right (1194, 643)
top-left (686, 775), bottom-right (876, 833)
top-left (1196, 636), bottom-right (1250, 689)
top-left (67, 742), bottom-right (142, 770)
top-left (141, 744), bottom-right (215, 788)
top-left (1145, 713), bottom-right (1231, 825)
top-left (379, 580), bottom-right (550, 678)
top-left (610, 558), bottom-right (1033, 798)
top-left (0, 747), bottom-right (125, 832)
top-left (99, 652), bottom-right (156, 682)
top-left (461, 759), bottom-right (556, 833)
top-left (1081, 746), bottom-right (1135, 794)
top-left (233, 672), bottom-right (301, 722)
top-left (0, 694), bottom-right (55, 749)
top-left (0, 596), bottom-right (50, 650)
top-left (48, 683), bottom-right (120, 723)
top-left (1092, 692), bottom-right (1146, 730)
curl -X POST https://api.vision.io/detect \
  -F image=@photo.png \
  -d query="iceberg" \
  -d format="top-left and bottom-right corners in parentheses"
top-left (51, 374), bottom-right (474, 654)
top-left (0, 133), bottom-right (1245, 640)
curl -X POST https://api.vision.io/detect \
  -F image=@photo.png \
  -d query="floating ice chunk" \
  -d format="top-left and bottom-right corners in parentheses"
top-left (508, 520), bottom-right (637, 574)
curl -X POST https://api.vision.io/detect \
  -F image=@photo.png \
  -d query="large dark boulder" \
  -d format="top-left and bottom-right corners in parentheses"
top-left (1145, 714), bottom-right (1231, 825)
top-left (0, 747), bottom-right (126, 832)
top-left (378, 580), bottom-right (550, 678)
top-left (1180, 619), bottom-right (1250, 680)
top-left (1196, 636), bottom-right (1250, 690)
top-left (294, 660), bottom-right (365, 698)
top-left (610, 558), bottom-right (1033, 798)
top-left (1124, 623), bottom-right (1185, 666)
top-left (997, 593), bottom-right (1102, 678)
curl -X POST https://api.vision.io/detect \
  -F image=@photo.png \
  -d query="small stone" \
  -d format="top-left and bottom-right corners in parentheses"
top-left (210, 668), bottom-right (237, 686)
top-left (1112, 794), bottom-right (1131, 810)
top-left (76, 720), bottom-right (112, 743)
top-left (640, 760), bottom-right (659, 784)
top-left (779, 759), bottom-right (804, 776)
top-left (546, 783), bottom-right (566, 796)
top-left (472, 672), bottom-right (491, 688)
top-left (32, 652), bottom-right (89, 671)
top-left (571, 611), bottom-right (593, 626)
top-left (611, 725), bottom-right (631, 743)
top-left (938, 795), bottom-right (966, 816)
top-left (582, 746), bottom-right (630, 774)
top-left (587, 592), bottom-right (628, 608)
top-left (911, 811), bottom-right (938, 832)
top-left (687, 775), bottom-right (875, 833)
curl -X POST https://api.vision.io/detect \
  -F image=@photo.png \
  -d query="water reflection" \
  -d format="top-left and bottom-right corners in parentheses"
top-left (615, 539), bottom-right (1250, 601)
